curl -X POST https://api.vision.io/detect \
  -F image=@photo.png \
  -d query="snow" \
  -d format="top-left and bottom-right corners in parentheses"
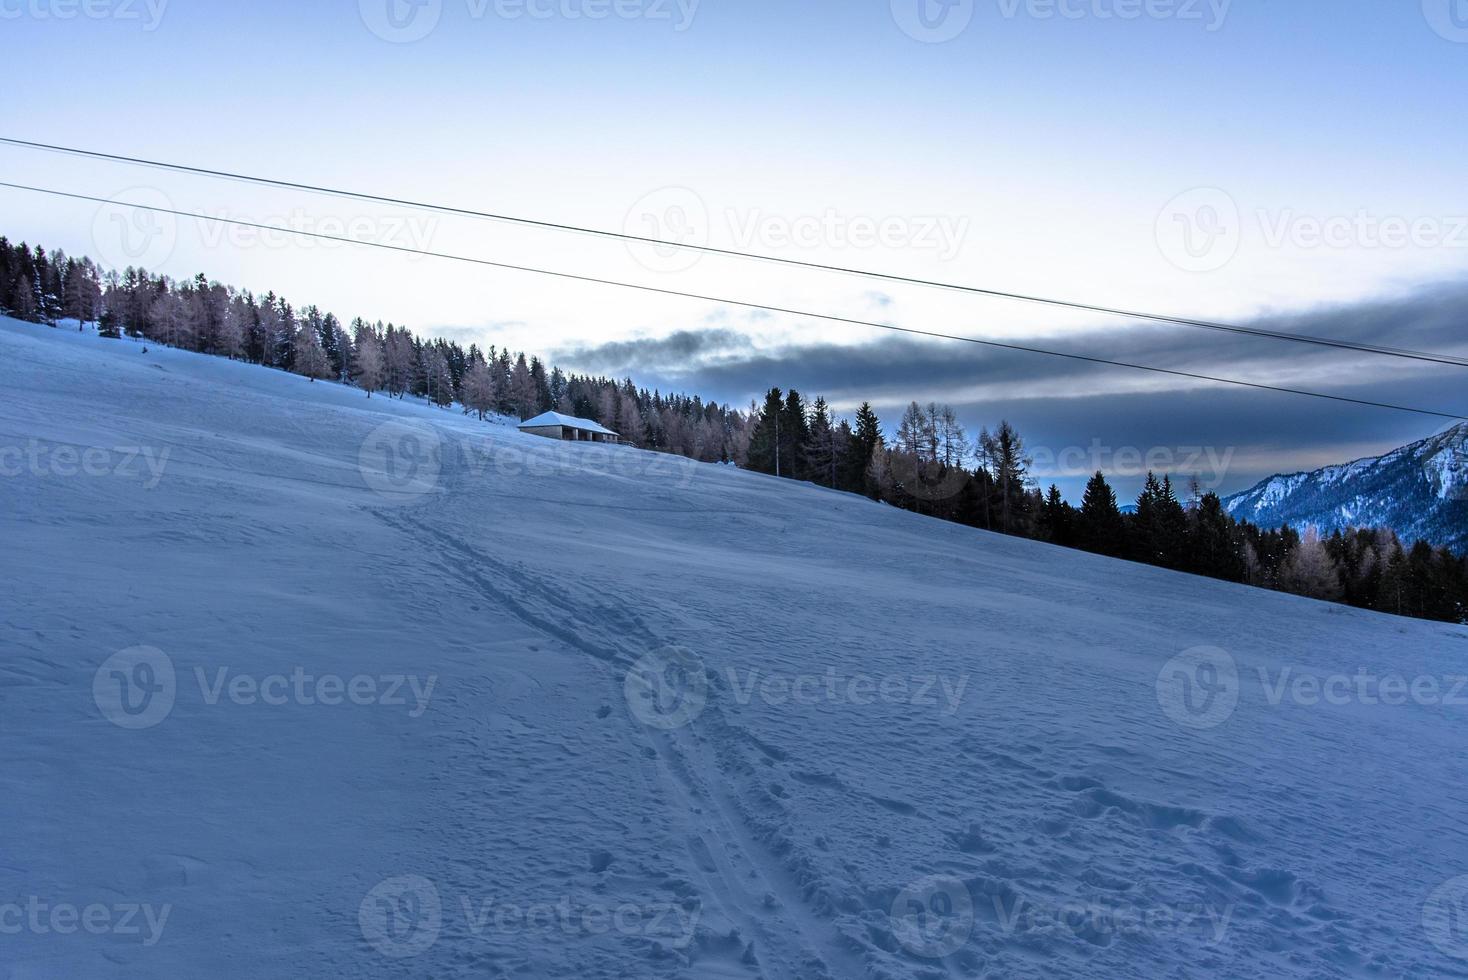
top-left (3, 316), bottom-right (1468, 978)
top-left (518, 410), bottom-right (619, 436)
top-left (1222, 422), bottom-right (1468, 551)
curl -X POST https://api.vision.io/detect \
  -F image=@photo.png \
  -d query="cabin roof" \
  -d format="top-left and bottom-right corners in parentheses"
top-left (517, 411), bottom-right (619, 436)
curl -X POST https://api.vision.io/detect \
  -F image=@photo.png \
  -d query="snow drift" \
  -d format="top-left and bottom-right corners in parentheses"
top-left (2, 316), bottom-right (1467, 979)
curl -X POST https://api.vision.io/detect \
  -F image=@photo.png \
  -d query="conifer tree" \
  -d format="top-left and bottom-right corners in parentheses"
top-left (745, 388), bottom-right (784, 475)
top-left (1079, 471), bottom-right (1124, 555)
top-left (781, 390), bottom-right (811, 480)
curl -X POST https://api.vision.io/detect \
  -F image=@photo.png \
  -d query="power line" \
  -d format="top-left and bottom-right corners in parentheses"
top-left (2, 179), bottom-right (1463, 423)
top-left (5, 135), bottom-right (1468, 370)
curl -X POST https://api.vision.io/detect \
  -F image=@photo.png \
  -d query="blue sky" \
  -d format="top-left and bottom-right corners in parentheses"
top-left (3, 0), bottom-right (1467, 498)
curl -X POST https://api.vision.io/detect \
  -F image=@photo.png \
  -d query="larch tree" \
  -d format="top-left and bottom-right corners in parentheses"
top-left (293, 318), bottom-right (331, 381)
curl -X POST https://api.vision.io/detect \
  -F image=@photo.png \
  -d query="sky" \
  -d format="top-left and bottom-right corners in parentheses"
top-left (3, 0), bottom-right (1466, 499)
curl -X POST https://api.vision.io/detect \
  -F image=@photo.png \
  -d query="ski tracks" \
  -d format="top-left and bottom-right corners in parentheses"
top-left (371, 503), bottom-right (871, 979)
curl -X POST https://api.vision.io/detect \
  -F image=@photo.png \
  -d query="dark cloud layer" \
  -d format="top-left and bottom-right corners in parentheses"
top-left (554, 281), bottom-right (1468, 502)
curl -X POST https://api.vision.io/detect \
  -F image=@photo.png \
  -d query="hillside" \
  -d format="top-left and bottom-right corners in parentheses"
top-left (1224, 424), bottom-right (1468, 552)
top-left (2, 316), bottom-right (1467, 979)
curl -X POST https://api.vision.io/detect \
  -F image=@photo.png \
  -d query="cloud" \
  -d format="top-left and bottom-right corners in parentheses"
top-left (551, 279), bottom-right (1468, 500)
top-left (553, 327), bottom-right (750, 376)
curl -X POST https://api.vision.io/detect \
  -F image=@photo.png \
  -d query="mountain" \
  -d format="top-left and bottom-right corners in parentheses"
top-left (1223, 423), bottom-right (1468, 553)
top-left (4, 315), bottom-right (1468, 978)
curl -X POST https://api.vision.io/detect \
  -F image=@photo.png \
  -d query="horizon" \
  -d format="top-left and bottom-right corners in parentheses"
top-left (4, 0), bottom-right (1467, 500)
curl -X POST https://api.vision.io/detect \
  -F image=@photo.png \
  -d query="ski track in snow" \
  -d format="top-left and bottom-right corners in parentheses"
top-left (2, 317), bottom-right (1468, 979)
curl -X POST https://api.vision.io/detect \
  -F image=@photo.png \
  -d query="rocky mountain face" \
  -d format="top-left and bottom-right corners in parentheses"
top-left (1223, 423), bottom-right (1468, 553)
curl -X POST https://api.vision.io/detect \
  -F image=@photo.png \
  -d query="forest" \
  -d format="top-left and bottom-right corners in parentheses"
top-left (3, 235), bottom-right (1463, 624)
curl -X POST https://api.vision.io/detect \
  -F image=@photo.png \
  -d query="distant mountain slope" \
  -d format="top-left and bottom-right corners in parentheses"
top-left (1223, 423), bottom-right (1468, 552)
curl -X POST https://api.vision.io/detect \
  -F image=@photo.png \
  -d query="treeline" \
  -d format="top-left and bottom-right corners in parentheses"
top-left (0, 237), bottom-right (754, 462)
top-left (3, 236), bottom-right (1462, 623)
top-left (743, 390), bottom-right (1468, 625)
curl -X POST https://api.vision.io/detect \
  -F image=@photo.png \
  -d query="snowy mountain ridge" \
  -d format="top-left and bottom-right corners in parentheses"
top-left (1223, 422), bottom-right (1468, 552)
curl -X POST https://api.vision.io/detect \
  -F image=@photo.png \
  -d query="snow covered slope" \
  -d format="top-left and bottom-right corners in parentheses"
top-left (3, 316), bottom-right (1467, 979)
top-left (1223, 423), bottom-right (1468, 552)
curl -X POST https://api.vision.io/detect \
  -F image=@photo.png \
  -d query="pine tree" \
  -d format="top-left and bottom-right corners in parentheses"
top-left (509, 353), bottom-right (536, 419)
top-left (745, 388), bottom-right (784, 475)
top-left (980, 421), bottom-right (1030, 535)
top-left (781, 390), bottom-right (810, 480)
top-left (805, 397), bottom-right (837, 487)
top-left (1079, 471), bottom-right (1124, 555)
top-left (1188, 492), bottom-right (1245, 580)
top-left (1037, 484), bottom-right (1074, 546)
top-left (841, 402), bottom-right (883, 496)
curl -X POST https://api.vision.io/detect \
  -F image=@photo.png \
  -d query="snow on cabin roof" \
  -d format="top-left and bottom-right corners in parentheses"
top-left (517, 411), bottom-right (619, 436)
